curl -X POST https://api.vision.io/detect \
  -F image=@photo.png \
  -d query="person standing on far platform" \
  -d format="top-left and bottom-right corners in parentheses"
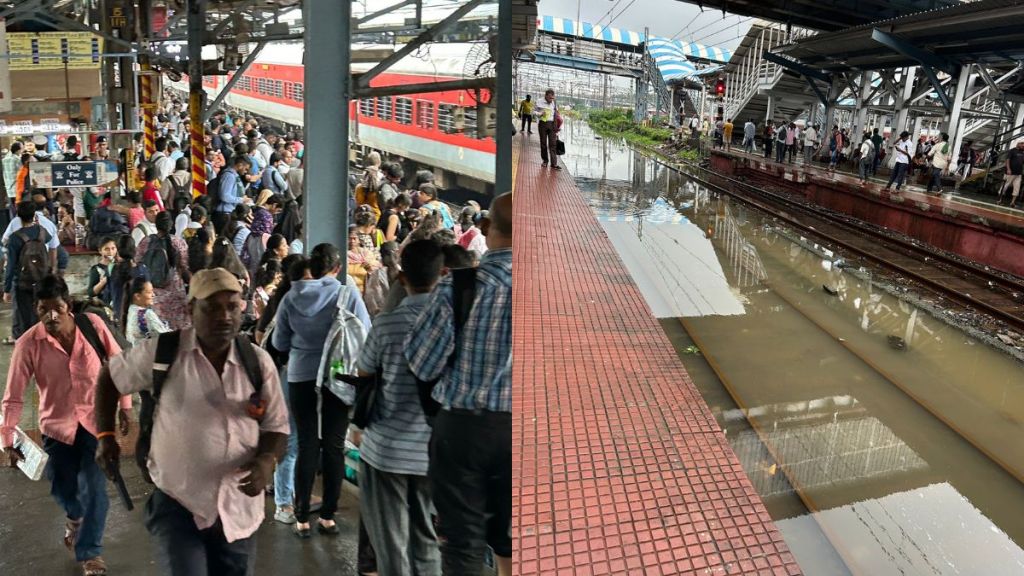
top-left (406, 192), bottom-right (512, 576)
top-left (3, 275), bottom-right (132, 576)
top-left (518, 95), bottom-right (534, 136)
top-left (742, 119), bottom-right (756, 154)
top-left (998, 139), bottom-right (1024, 207)
top-left (775, 122), bottom-right (787, 163)
top-left (857, 132), bottom-right (876, 186)
top-left (870, 128), bottom-right (885, 176)
top-left (785, 122), bottom-right (797, 162)
top-left (534, 89), bottom-right (561, 170)
top-left (803, 124), bottom-right (818, 165)
top-left (827, 126), bottom-right (843, 173)
top-left (763, 121), bottom-right (774, 159)
top-left (723, 118), bottom-right (734, 151)
top-left (926, 132), bottom-right (952, 195)
top-left (884, 131), bottom-right (914, 192)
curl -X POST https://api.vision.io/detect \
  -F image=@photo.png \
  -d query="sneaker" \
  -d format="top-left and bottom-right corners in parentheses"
top-left (274, 506), bottom-right (296, 525)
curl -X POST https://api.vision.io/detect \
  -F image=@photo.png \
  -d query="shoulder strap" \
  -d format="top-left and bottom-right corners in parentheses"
top-left (152, 331), bottom-right (182, 401)
top-left (234, 334), bottom-right (265, 393)
top-left (450, 268), bottom-right (478, 338)
top-left (74, 314), bottom-right (107, 362)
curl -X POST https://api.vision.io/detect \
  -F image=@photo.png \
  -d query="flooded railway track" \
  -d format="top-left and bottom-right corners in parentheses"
top-left (669, 158), bottom-right (1024, 334)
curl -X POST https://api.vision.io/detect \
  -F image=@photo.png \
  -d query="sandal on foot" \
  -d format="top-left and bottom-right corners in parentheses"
top-left (293, 523), bottom-right (311, 539)
top-left (82, 556), bottom-right (107, 576)
top-left (317, 520), bottom-right (340, 535)
top-left (64, 518), bottom-right (83, 554)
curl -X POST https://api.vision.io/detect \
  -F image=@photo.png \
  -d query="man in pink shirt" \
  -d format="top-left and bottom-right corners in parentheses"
top-left (2, 275), bottom-right (132, 576)
top-left (94, 268), bottom-right (288, 576)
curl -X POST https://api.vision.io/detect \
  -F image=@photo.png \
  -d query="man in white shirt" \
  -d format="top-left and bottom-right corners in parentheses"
top-left (802, 124), bottom-right (818, 165)
top-left (131, 201), bottom-right (160, 246)
top-left (151, 137), bottom-right (174, 182)
top-left (742, 119), bottom-right (756, 153)
top-left (3, 142), bottom-right (22, 219)
top-left (884, 131), bottom-right (914, 192)
top-left (532, 89), bottom-right (560, 170)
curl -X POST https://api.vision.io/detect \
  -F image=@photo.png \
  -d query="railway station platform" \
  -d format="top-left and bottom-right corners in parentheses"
top-left (513, 134), bottom-right (802, 575)
top-left (0, 281), bottom-right (362, 575)
top-left (709, 148), bottom-right (1024, 278)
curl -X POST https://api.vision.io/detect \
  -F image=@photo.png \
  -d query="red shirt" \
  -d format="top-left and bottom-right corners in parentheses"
top-left (142, 183), bottom-right (165, 211)
top-left (1, 314), bottom-right (132, 448)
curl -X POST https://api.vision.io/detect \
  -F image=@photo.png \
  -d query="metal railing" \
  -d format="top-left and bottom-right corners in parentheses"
top-left (724, 23), bottom-right (815, 121)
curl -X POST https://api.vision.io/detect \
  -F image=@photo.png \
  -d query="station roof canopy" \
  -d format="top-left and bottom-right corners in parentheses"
top-left (775, 0), bottom-right (1024, 72)
top-left (672, 0), bottom-right (962, 32)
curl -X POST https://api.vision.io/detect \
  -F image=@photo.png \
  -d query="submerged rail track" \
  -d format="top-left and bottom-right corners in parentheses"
top-left (667, 156), bottom-right (1024, 334)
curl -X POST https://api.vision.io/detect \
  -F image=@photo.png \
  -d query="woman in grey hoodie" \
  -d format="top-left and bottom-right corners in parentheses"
top-left (272, 243), bottom-right (371, 538)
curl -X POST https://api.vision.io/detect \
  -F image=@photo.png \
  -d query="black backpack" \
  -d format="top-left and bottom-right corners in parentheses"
top-left (170, 175), bottom-right (191, 206)
top-left (206, 172), bottom-right (224, 206)
top-left (242, 232), bottom-right (265, 275)
top-left (136, 332), bottom-right (264, 484)
top-left (141, 234), bottom-right (173, 288)
top-left (15, 227), bottom-right (50, 290)
top-left (415, 267), bottom-right (477, 420)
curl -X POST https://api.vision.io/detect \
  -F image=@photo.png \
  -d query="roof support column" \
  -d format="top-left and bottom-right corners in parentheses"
top-left (822, 76), bottom-right (843, 134)
top-left (947, 64), bottom-right (972, 175)
top-left (1011, 103), bottom-right (1024, 141)
top-left (496, 0), bottom-right (511, 194)
top-left (303, 0), bottom-right (350, 254)
top-left (853, 71), bottom-right (872, 141)
top-left (888, 67), bottom-right (917, 167)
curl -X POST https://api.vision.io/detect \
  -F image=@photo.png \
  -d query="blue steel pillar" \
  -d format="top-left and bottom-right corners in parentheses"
top-left (303, 0), bottom-right (350, 256)
top-left (496, 0), bottom-right (511, 194)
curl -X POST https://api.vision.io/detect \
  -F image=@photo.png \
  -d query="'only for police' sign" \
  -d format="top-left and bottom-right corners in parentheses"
top-left (30, 161), bottom-right (118, 188)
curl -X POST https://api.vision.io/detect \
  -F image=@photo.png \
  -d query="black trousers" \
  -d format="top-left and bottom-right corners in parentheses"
top-left (430, 409), bottom-right (512, 574)
top-left (12, 287), bottom-right (37, 339)
top-left (211, 211), bottom-right (231, 237)
top-left (290, 380), bottom-right (350, 524)
top-left (519, 114), bottom-right (532, 134)
top-left (144, 489), bottom-right (255, 576)
top-left (538, 120), bottom-right (558, 167)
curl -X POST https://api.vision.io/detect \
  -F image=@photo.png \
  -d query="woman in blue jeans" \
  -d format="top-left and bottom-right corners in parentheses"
top-left (255, 254), bottom-right (308, 524)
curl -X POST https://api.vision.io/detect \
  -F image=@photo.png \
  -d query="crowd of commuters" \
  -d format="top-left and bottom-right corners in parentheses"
top-left (0, 96), bottom-right (511, 576)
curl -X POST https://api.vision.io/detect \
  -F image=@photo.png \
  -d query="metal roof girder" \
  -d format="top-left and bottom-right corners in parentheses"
top-left (869, 28), bottom-right (958, 76)
top-left (761, 51), bottom-right (831, 84)
top-left (356, 0), bottom-right (485, 90)
top-left (919, 64), bottom-right (953, 111)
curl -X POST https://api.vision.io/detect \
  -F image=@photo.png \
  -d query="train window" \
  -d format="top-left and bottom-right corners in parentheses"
top-left (359, 99), bottom-right (374, 116)
top-left (293, 82), bottom-right (304, 102)
top-left (235, 76), bottom-right (247, 91)
top-left (376, 96), bottom-right (392, 120)
top-left (438, 103), bottom-right (458, 133)
top-left (417, 100), bottom-right (435, 129)
top-left (395, 98), bottom-right (413, 125)
top-left (274, 80), bottom-right (283, 98)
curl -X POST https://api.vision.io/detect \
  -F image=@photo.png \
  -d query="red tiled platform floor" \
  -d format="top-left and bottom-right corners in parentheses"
top-left (512, 134), bottom-right (802, 576)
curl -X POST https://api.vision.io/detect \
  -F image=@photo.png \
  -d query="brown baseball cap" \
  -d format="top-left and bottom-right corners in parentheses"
top-left (188, 268), bottom-right (242, 302)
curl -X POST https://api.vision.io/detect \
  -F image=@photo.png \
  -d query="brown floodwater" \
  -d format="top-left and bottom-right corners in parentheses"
top-left (562, 122), bottom-right (1024, 575)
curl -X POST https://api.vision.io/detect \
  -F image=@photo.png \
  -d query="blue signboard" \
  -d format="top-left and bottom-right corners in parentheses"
top-left (50, 162), bottom-right (99, 187)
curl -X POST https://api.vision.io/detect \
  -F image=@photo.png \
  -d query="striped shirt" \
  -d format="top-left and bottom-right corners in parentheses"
top-left (405, 248), bottom-right (512, 413)
top-left (356, 293), bottom-right (433, 476)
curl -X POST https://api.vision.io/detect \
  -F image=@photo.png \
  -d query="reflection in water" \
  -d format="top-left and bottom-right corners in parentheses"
top-left (565, 122), bottom-right (1024, 574)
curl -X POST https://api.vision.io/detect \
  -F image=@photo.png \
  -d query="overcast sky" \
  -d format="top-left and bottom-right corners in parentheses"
top-left (539, 0), bottom-right (748, 53)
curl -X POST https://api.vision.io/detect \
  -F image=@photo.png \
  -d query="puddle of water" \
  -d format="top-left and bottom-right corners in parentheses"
top-left (566, 122), bottom-right (1024, 575)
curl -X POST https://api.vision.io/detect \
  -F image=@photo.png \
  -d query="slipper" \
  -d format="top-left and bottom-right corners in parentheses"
top-left (64, 518), bottom-right (82, 554)
top-left (2, 337), bottom-right (15, 346)
top-left (82, 556), bottom-right (107, 576)
top-left (317, 520), bottom-right (340, 535)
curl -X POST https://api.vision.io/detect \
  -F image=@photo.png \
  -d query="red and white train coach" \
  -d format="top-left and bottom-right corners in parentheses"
top-left (186, 42), bottom-right (495, 185)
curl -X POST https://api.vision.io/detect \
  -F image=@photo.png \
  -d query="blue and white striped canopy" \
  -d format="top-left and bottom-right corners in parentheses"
top-left (538, 15), bottom-right (733, 64)
top-left (646, 38), bottom-right (697, 81)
